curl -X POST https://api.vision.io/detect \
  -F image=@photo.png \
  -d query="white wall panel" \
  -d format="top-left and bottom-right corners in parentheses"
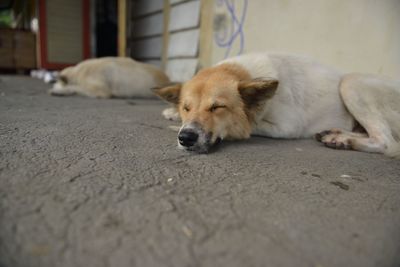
top-left (131, 36), bottom-right (163, 58)
top-left (132, 12), bottom-right (163, 37)
top-left (166, 58), bottom-right (198, 82)
top-left (168, 29), bottom-right (199, 58)
top-left (132, 0), bottom-right (164, 17)
top-left (169, 1), bottom-right (200, 32)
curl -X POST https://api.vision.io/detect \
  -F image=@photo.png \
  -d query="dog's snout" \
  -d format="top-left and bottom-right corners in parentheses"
top-left (178, 130), bottom-right (199, 147)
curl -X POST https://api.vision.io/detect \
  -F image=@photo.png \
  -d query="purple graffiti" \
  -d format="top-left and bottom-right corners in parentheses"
top-left (214, 0), bottom-right (248, 59)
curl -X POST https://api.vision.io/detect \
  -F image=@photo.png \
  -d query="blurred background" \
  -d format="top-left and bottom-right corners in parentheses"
top-left (0, 0), bottom-right (399, 81)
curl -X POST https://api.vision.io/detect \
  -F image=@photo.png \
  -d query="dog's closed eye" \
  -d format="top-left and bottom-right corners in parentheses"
top-left (209, 104), bottom-right (226, 112)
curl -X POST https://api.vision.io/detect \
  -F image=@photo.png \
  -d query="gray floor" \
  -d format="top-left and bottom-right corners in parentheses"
top-left (0, 76), bottom-right (399, 267)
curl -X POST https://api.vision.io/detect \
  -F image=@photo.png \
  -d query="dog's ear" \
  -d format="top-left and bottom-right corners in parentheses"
top-left (58, 75), bottom-right (68, 84)
top-left (238, 78), bottom-right (279, 110)
top-left (152, 83), bottom-right (182, 104)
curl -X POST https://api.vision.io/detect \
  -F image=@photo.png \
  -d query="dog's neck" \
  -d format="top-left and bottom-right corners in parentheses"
top-left (218, 53), bottom-right (278, 80)
top-left (195, 63), bottom-right (252, 83)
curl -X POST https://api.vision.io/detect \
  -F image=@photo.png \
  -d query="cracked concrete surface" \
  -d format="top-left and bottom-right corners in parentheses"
top-left (0, 75), bottom-right (399, 267)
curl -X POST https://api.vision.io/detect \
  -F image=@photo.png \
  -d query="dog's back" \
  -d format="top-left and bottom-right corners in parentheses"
top-left (51, 57), bottom-right (170, 98)
top-left (221, 53), bottom-right (355, 138)
top-left (96, 57), bottom-right (170, 98)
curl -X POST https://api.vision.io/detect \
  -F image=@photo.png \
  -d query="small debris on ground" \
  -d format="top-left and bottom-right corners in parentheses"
top-left (330, 181), bottom-right (350, 190)
top-left (182, 225), bottom-right (193, 238)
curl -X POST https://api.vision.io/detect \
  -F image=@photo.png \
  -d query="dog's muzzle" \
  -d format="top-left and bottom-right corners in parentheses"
top-left (178, 129), bottom-right (199, 147)
top-left (177, 123), bottom-right (221, 153)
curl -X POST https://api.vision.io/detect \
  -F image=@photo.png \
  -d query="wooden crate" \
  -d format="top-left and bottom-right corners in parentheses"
top-left (0, 28), bottom-right (14, 68)
top-left (15, 31), bottom-right (36, 69)
top-left (0, 28), bottom-right (36, 70)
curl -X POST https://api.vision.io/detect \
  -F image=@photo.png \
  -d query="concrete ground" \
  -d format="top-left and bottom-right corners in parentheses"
top-left (0, 75), bottom-right (399, 267)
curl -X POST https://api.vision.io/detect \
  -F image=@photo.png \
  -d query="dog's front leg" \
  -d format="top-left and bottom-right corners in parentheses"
top-left (162, 107), bottom-right (180, 121)
top-left (49, 84), bottom-right (79, 96)
top-left (316, 128), bottom-right (387, 153)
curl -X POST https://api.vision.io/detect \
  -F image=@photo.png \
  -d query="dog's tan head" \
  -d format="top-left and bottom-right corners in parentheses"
top-left (154, 63), bottom-right (278, 153)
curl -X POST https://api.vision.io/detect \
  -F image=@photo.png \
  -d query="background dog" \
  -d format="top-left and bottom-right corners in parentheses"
top-left (50, 57), bottom-right (170, 98)
top-left (154, 53), bottom-right (400, 158)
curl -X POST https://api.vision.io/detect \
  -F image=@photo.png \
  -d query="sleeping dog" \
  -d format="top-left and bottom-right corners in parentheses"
top-left (154, 53), bottom-right (400, 158)
top-left (50, 57), bottom-right (170, 98)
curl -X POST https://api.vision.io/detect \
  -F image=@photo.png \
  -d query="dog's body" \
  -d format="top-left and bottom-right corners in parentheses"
top-left (155, 53), bottom-right (400, 157)
top-left (50, 57), bottom-right (170, 98)
top-left (221, 53), bottom-right (355, 138)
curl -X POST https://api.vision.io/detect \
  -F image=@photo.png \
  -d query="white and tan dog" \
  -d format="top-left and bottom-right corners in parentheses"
top-left (154, 53), bottom-right (400, 158)
top-left (50, 57), bottom-right (170, 98)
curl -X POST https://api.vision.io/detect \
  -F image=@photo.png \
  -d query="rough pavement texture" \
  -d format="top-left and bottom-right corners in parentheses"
top-left (0, 76), bottom-right (399, 267)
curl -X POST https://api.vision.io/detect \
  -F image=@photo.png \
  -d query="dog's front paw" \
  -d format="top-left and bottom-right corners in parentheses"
top-left (48, 88), bottom-right (66, 96)
top-left (315, 129), bottom-right (342, 142)
top-left (162, 107), bottom-right (180, 121)
top-left (316, 131), bottom-right (353, 150)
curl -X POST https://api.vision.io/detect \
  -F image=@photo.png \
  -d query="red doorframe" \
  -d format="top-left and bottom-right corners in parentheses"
top-left (38, 0), bottom-right (91, 70)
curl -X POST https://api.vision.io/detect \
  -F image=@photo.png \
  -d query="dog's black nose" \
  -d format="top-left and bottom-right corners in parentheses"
top-left (178, 130), bottom-right (198, 147)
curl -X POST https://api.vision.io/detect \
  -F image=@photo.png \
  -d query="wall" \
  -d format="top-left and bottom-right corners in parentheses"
top-left (130, 0), bottom-right (164, 67)
top-left (165, 0), bottom-right (201, 82)
top-left (129, 0), bottom-right (201, 81)
top-left (211, 0), bottom-right (400, 78)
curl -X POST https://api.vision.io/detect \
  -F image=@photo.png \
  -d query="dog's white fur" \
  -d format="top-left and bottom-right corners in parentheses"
top-left (50, 57), bottom-right (170, 98)
top-left (220, 53), bottom-right (356, 138)
top-left (166, 53), bottom-right (400, 157)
